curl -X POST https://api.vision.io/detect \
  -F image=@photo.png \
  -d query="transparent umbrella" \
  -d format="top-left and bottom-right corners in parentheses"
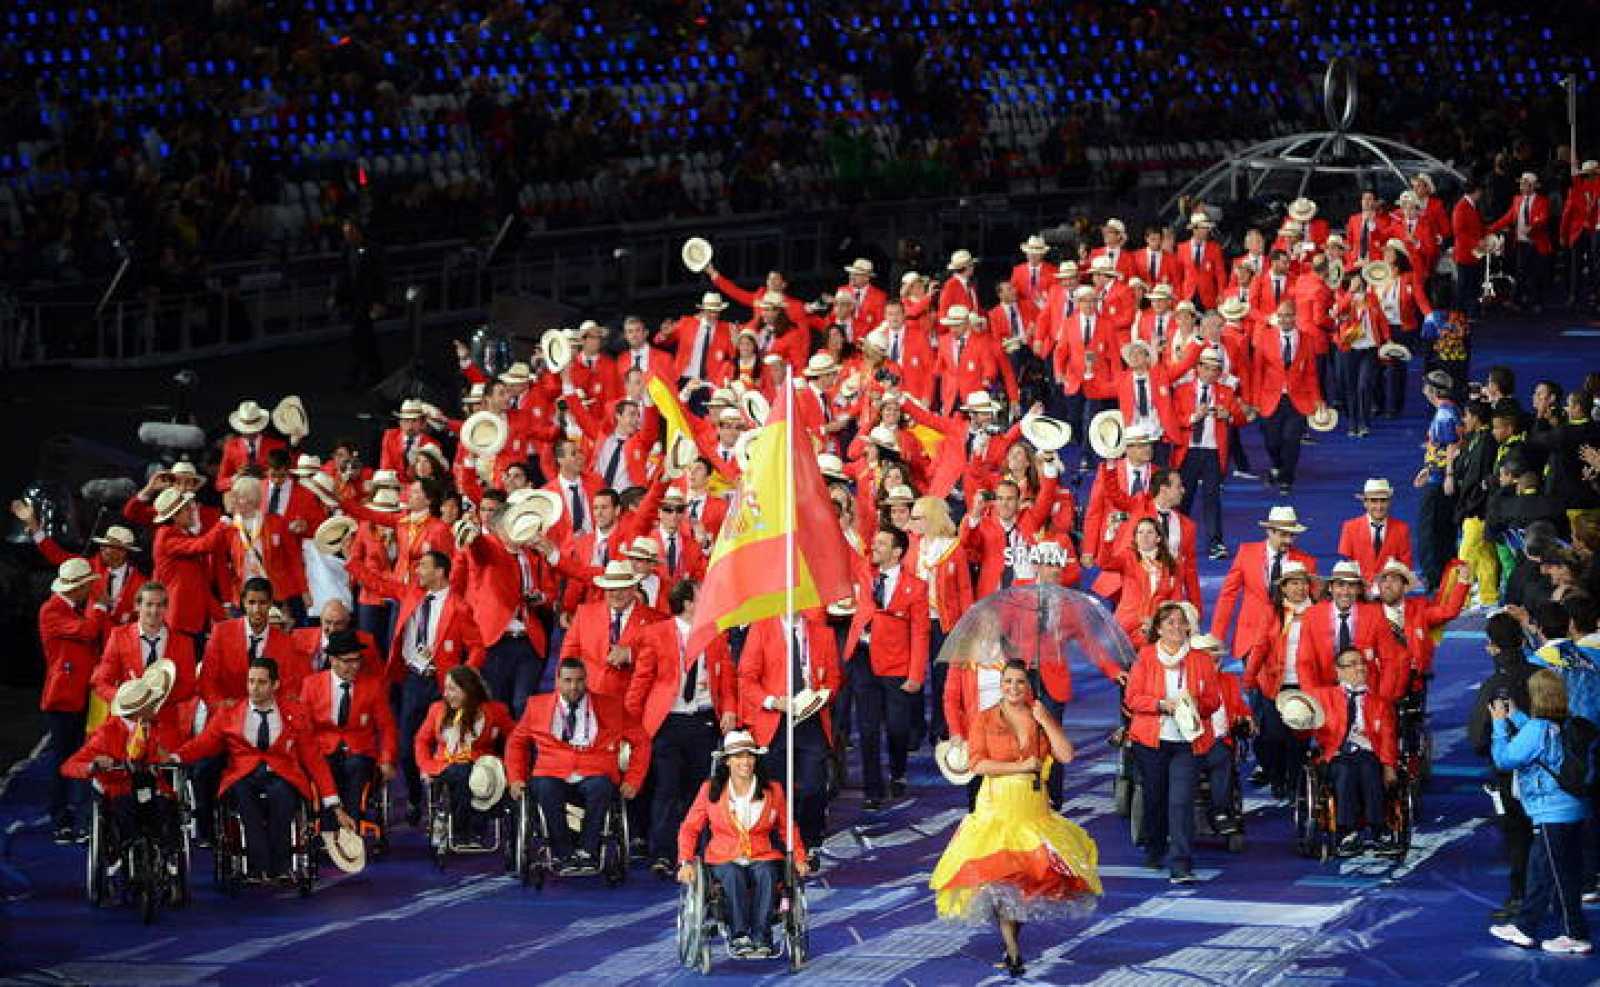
top-left (936, 586), bottom-right (1137, 684)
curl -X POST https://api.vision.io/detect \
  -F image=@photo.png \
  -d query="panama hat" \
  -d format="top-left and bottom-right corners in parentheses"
top-left (469, 755), bottom-right (508, 811)
top-left (825, 597), bottom-right (857, 617)
top-left (152, 488), bottom-right (194, 524)
top-left (92, 526), bottom-right (140, 552)
top-left (287, 453), bottom-right (322, 478)
top-left (961, 390), bottom-right (1000, 415)
top-left (1087, 255), bottom-right (1123, 278)
top-left (716, 729), bottom-right (767, 759)
top-left (1120, 339), bottom-right (1154, 364)
top-left (1124, 423), bottom-right (1159, 447)
top-left (1188, 212), bottom-right (1215, 229)
top-left (1147, 283), bottom-right (1174, 301)
top-left (1019, 234), bottom-right (1050, 255)
top-left (866, 426), bottom-right (900, 454)
top-left (540, 329), bottom-right (573, 372)
top-left (1021, 415), bottom-right (1072, 451)
top-left (320, 827), bottom-right (367, 874)
top-left (1325, 233), bottom-right (1348, 249)
top-left (498, 361), bottom-right (532, 386)
top-left (843, 258), bottom-right (876, 278)
top-left (935, 739), bottom-right (974, 785)
top-left (681, 236), bottom-right (714, 273)
top-left (740, 389), bottom-right (771, 425)
top-left (1361, 260), bottom-right (1394, 288)
top-left (1358, 477), bottom-right (1393, 500)
top-left (757, 290), bottom-right (786, 310)
top-left (790, 687), bottom-right (830, 724)
top-left (817, 453), bottom-right (847, 482)
top-left (1217, 296), bottom-right (1250, 321)
top-left (1197, 347), bottom-right (1224, 367)
top-left (1307, 404), bottom-right (1339, 432)
top-left (861, 327), bottom-right (891, 356)
top-left (1582, 160), bottom-right (1600, 176)
top-left (803, 353), bottom-right (839, 378)
top-left (301, 473), bottom-right (339, 508)
top-left (1376, 558), bottom-right (1421, 591)
top-left (1054, 260), bottom-right (1080, 280)
top-left (461, 411), bottom-right (509, 459)
top-left (623, 536), bottom-right (661, 562)
top-left (594, 559), bottom-right (642, 589)
top-left (371, 469), bottom-right (402, 490)
top-left (937, 305), bottom-right (971, 328)
top-left (1172, 693), bottom-right (1205, 743)
top-left (166, 460), bottom-right (204, 483)
top-left (51, 558), bottom-right (101, 594)
top-left (697, 291), bottom-right (728, 312)
top-left (366, 487), bottom-right (403, 513)
top-left (899, 270), bottom-right (925, 286)
top-left (1327, 559), bottom-right (1366, 584)
top-left (669, 434), bottom-right (701, 473)
top-left (1259, 505), bottom-right (1307, 533)
top-left (1287, 197), bottom-right (1319, 222)
top-left (1274, 560), bottom-right (1319, 589)
top-left (313, 516), bottom-right (359, 556)
top-left (1378, 342), bottom-right (1412, 362)
top-left (462, 383), bottom-right (486, 408)
top-left (1396, 190), bottom-right (1420, 208)
top-left (228, 400), bottom-right (271, 435)
top-left (947, 249), bottom-right (976, 271)
top-left (451, 518), bottom-right (480, 549)
top-left (502, 490), bottom-right (562, 544)
top-left (1276, 689), bottom-right (1326, 731)
top-left (111, 676), bottom-right (164, 720)
top-left (882, 484), bottom-right (916, 505)
top-left (731, 429), bottom-right (758, 471)
top-left (1088, 409), bottom-right (1127, 460)
top-left (271, 396), bottom-right (309, 438)
top-left (1189, 633), bottom-right (1225, 653)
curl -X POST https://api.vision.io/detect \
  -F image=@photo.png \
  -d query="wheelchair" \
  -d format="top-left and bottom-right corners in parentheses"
top-left (421, 774), bottom-right (511, 870)
top-left (510, 782), bottom-right (630, 889)
top-left (85, 764), bottom-right (192, 923)
top-left (211, 789), bottom-right (320, 897)
top-left (676, 855), bottom-right (809, 974)
top-left (1291, 750), bottom-right (1414, 863)
top-left (1396, 680), bottom-right (1433, 791)
top-left (358, 777), bottom-right (392, 859)
top-left (1118, 734), bottom-right (1248, 855)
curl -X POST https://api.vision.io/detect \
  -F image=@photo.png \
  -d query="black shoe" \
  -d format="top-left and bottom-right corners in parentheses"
top-left (1336, 832), bottom-right (1364, 857)
top-left (1170, 869), bottom-right (1198, 885)
top-left (52, 825), bottom-right (74, 846)
top-left (1215, 814), bottom-right (1242, 836)
top-left (889, 778), bottom-right (908, 798)
top-left (1208, 544), bottom-right (1229, 560)
top-left (1249, 766), bottom-right (1267, 786)
top-left (806, 850), bottom-right (821, 874)
top-left (1491, 898), bottom-right (1524, 923)
top-left (651, 858), bottom-right (673, 879)
top-left (862, 797), bottom-right (884, 812)
top-left (995, 952), bottom-right (1026, 977)
top-left (1231, 468), bottom-right (1259, 480)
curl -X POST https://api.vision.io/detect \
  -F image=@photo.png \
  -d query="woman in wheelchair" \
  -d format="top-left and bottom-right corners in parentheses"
top-left (414, 665), bottom-right (514, 847)
top-left (676, 730), bottom-right (809, 959)
top-left (930, 660), bottom-right (1101, 978)
top-left (1303, 648), bottom-right (1401, 856)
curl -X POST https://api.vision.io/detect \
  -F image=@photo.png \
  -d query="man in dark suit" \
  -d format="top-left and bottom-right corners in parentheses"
top-left (335, 218), bottom-right (387, 388)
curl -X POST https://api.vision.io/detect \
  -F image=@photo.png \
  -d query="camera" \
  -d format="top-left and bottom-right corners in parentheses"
top-left (1494, 686), bottom-right (1511, 703)
top-left (874, 367), bottom-right (900, 386)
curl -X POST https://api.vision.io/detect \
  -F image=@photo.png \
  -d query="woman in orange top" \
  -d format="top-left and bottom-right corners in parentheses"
top-left (677, 730), bottom-right (810, 959)
top-left (414, 666), bottom-right (514, 840)
top-left (1104, 518), bottom-right (1184, 643)
top-left (930, 659), bottom-right (1101, 976)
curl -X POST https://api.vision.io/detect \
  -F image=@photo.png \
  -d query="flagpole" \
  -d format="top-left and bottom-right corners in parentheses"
top-left (784, 367), bottom-right (797, 856)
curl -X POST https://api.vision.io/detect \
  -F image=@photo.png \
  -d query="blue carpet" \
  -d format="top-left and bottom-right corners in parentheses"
top-left (3, 317), bottom-right (1598, 985)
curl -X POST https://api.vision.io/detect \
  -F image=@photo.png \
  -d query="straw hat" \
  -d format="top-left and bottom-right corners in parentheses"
top-left (366, 488), bottom-right (403, 513)
top-left (452, 518), bottom-right (480, 549)
top-left (843, 258), bottom-right (876, 278)
top-left (286, 453), bottom-right (320, 478)
top-left (271, 396), bottom-right (309, 438)
top-left (1087, 256), bottom-right (1123, 279)
top-left (152, 488), bottom-right (194, 524)
top-left (740, 389), bottom-right (771, 425)
top-left (1276, 689), bottom-right (1326, 731)
top-left (757, 290), bottom-right (786, 310)
top-left (501, 490), bottom-right (562, 544)
top-left (947, 249), bottom-right (976, 271)
top-left (110, 675), bottom-right (165, 720)
top-left (1087, 409), bottom-right (1127, 460)
top-left (462, 382), bottom-right (486, 407)
top-left (1361, 260), bottom-right (1393, 287)
top-left (1376, 558), bottom-right (1420, 591)
top-left (1019, 234), bottom-right (1050, 256)
top-left (1307, 404), bottom-right (1339, 432)
top-left (1287, 197), bottom-right (1318, 222)
top-left (320, 827), bottom-right (367, 874)
top-left (668, 435), bottom-right (701, 473)
top-left (1275, 559), bottom-right (1318, 587)
top-left (1147, 283), bottom-right (1174, 302)
top-left (1128, 277), bottom-right (1148, 292)
top-left (697, 291), bottom-right (728, 312)
top-left (623, 536), bottom-right (661, 562)
top-left (302, 472), bottom-right (339, 509)
top-left (790, 687), bottom-right (830, 724)
top-left (934, 739), bottom-right (974, 785)
top-left (1218, 296), bottom-right (1250, 321)
top-left (716, 729), bottom-right (767, 759)
top-left (817, 454), bottom-right (847, 482)
top-left (1021, 415), bottom-right (1072, 451)
top-left (461, 411), bottom-right (509, 459)
top-left (1104, 218), bottom-right (1127, 236)
top-left (469, 755), bottom-right (507, 811)
top-left (228, 400), bottom-right (271, 435)
top-left (1327, 559), bottom-right (1366, 585)
top-left (314, 516), bottom-right (359, 556)
top-left (867, 426), bottom-right (901, 453)
top-left (540, 329), bottom-right (573, 372)
top-left (1197, 347), bottom-right (1224, 367)
top-left (1358, 478), bottom-right (1393, 500)
top-left (961, 391), bottom-right (1000, 415)
top-left (594, 559), bottom-right (642, 589)
top-left (167, 460), bottom-right (204, 483)
top-left (1054, 260), bottom-right (1080, 280)
top-left (681, 236), bottom-right (714, 273)
top-left (1188, 212), bottom-right (1214, 229)
top-left (938, 305), bottom-right (971, 328)
top-left (1259, 505), bottom-right (1307, 533)
top-left (393, 399), bottom-right (426, 421)
top-left (371, 469), bottom-right (402, 490)
top-left (1120, 339), bottom-right (1154, 365)
top-left (1172, 693), bottom-right (1205, 743)
top-left (1189, 633), bottom-right (1225, 653)
top-left (499, 361), bottom-right (532, 386)
top-left (882, 484), bottom-right (916, 505)
top-left (1378, 342), bottom-right (1412, 362)
top-left (51, 558), bottom-right (101, 594)
top-left (803, 353), bottom-right (839, 378)
top-left (91, 526), bottom-right (140, 552)
top-left (825, 597), bottom-right (857, 617)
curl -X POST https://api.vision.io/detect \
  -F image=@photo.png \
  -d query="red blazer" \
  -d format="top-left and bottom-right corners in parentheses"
top-left (504, 692), bottom-right (649, 789)
top-left (298, 668), bottom-right (399, 764)
top-left (1053, 310), bottom-right (1117, 400)
top-left (936, 331), bottom-right (1018, 414)
top-left (62, 714), bottom-right (187, 798)
top-left (340, 504), bottom-right (455, 587)
top-left (1489, 193), bottom-right (1554, 255)
top-left (378, 428), bottom-right (443, 482)
top-left (364, 570), bottom-right (487, 687)
top-left (1452, 196), bottom-right (1488, 264)
top-left (1169, 378), bottom-right (1246, 474)
top-left (1249, 269), bottom-right (1298, 323)
top-left (1103, 550), bottom-right (1185, 642)
top-left (617, 345), bottom-right (678, 385)
top-left (678, 779), bottom-right (804, 864)
top-left (1304, 685), bottom-right (1399, 767)
top-left (540, 473), bottom-right (606, 547)
top-left (1204, 670), bottom-right (1252, 753)
top-left (285, 627), bottom-right (383, 683)
top-left (1088, 246), bottom-right (1140, 280)
top-left (459, 534), bottom-right (556, 655)
top-left (964, 480), bottom-right (1057, 597)
top-left (266, 480), bottom-right (328, 556)
top-left (1174, 238), bottom-right (1226, 309)
top-left (1080, 459), bottom-right (1155, 563)
top-left (559, 599), bottom-right (660, 699)
top-left (198, 618), bottom-right (301, 710)
top-left (737, 615), bottom-right (842, 747)
top-left (1102, 502), bottom-right (1204, 608)
top-left (1010, 261), bottom-right (1058, 308)
top-left (864, 569), bottom-right (931, 682)
top-left (218, 513), bottom-right (307, 601)
top-left (1124, 645), bottom-right (1222, 750)
top-left (623, 618), bottom-right (737, 735)
top-left (176, 700), bottom-right (336, 804)
top-left (988, 299), bottom-right (1039, 353)
top-left (1300, 600), bottom-right (1408, 701)
top-left (413, 699), bottom-right (515, 777)
top-left (1386, 563), bottom-right (1471, 676)
top-left (835, 283), bottom-right (888, 335)
top-left (38, 595), bottom-right (109, 712)
top-left (1209, 542), bottom-right (1317, 652)
top-left (216, 434), bottom-right (287, 492)
top-left (153, 520), bottom-right (230, 635)
top-left (660, 315), bottom-right (736, 382)
top-left (1344, 211), bottom-right (1392, 261)
top-left (1134, 246), bottom-right (1177, 287)
top-left (568, 352), bottom-right (622, 406)
top-left (94, 624), bottom-right (198, 712)
top-left (937, 275), bottom-right (981, 318)
top-left (1112, 368), bottom-right (1179, 444)
top-left (1247, 323), bottom-right (1322, 417)
top-left (1242, 606), bottom-right (1318, 698)
top-left (36, 538), bottom-right (145, 626)
top-left (1336, 516), bottom-right (1415, 583)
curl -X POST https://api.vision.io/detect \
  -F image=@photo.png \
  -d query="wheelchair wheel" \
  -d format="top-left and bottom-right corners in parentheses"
top-left (1112, 775), bottom-right (1133, 818)
top-left (1388, 781), bottom-right (1415, 861)
top-left (1292, 767), bottom-right (1318, 858)
top-left (134, 840), bottom-right (161, 925)
top-left (212, 805), bottom-right (243, 896)
top-left (1128, 779), bottom-right (1145, 848)
top-left (785, 857), bottom-right (810, 973)
top-left (603, 799), bottom-right (630, 888)
top-left (677, 860), bottom-right (709, 971)
top-left (170, 841), bottom-right (191, 907)
top-left (524, 804), bottom-right (550, 890)
top-left (85, 801), bottom-right (108, 907)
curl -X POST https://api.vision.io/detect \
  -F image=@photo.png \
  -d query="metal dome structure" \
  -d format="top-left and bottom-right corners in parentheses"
top-left (1163, 59), bottom-right (1466, 228)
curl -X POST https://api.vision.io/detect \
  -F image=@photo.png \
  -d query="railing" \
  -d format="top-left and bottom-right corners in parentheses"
top-left (0, 180), bottom-right (1111, 369)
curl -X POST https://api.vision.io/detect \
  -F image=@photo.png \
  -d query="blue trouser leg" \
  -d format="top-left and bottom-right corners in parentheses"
top-left (713, 860), bottom-right (780, 943)
top-left (531, 777), bottom-right (574, 859)
top-left (45, 710), bottom-right (86, 829)
top-left (648, 713), bottom-right (718, 861)
top-left (399, 672), bottom-right (440, 806)
top-left (1518, 821), bottom-right (1592, 941)
top-left (233, 766), bottom-right (299, 876)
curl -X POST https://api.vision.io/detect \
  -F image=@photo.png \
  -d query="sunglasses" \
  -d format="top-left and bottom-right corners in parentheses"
top-left (660, 505), bottom-right (684, 513)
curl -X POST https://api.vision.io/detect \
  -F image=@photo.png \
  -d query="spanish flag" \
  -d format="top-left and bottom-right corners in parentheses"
top-left (687, 376), bottom-right (855, 656)
top-left (645, 373), bottom-right (696, 458)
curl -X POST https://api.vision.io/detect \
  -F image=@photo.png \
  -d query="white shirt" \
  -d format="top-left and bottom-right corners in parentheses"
top-left (728, 778), bottom-right (763, 831)
top-left (916, 535), bottom-right (955, 620)
top-left (241, 703), bottom-right (283, 748)
top-left (1379, 280), bottom-right (1402, 326)
top-left (106, 564), bottom-right (129, 606)
top-left (135, 624), bottom-right (169, 666)
top-left (402, 588), bottom-right (450, 673)
top-left (597, 434), bottom-right (633, 489)
top-left (303, 538), bottom-right (353, 615)
top-left (1156, 646), bottom-right (1188, 743)
top-left (977, 664), bottom-right (1004, 712)
top-left (670, 616), bottom-right (713, 715)
top-left (1128, 372), bottom-right (1159, 433)
top-left (1343, 687), bottom-right (1373, 751)
top-left (686, 319), bottom-right (714, 378)
top-left (1283, 602), bottom-right (1310, 686)
top-left (875, 564), bottom-right (902, 608)
top-left (1190, 381), bottom-right (1218, 449)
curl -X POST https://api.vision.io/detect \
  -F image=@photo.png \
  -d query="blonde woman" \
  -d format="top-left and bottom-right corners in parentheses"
top-left (911, 496), bottom-right (975, 742)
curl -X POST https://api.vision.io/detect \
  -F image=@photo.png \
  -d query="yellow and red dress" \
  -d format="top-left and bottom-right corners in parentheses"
top-left (930, 704), bottom-right (1101, 923)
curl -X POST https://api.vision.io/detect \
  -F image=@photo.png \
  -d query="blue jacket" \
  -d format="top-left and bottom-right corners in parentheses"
top-left (1492, 711), bottom-right (1590, 824)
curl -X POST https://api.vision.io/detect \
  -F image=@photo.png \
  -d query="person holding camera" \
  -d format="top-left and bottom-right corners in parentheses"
top-left (1471, 612), bottom-right (1542, 923)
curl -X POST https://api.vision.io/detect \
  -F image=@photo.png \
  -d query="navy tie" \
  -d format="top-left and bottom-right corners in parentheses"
top-left (141, 634), bottom-right (160, 668)
top-left (610, 609), bottom-right (624, 645)
top-left (255, 709), bottom-right (271, 751)
top-left (336, 681), bottom-right (351, 728)
top-left (1338, 610), bottom-right (1353, 655)
top-left (415, 594), bottom-right (434, 650)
